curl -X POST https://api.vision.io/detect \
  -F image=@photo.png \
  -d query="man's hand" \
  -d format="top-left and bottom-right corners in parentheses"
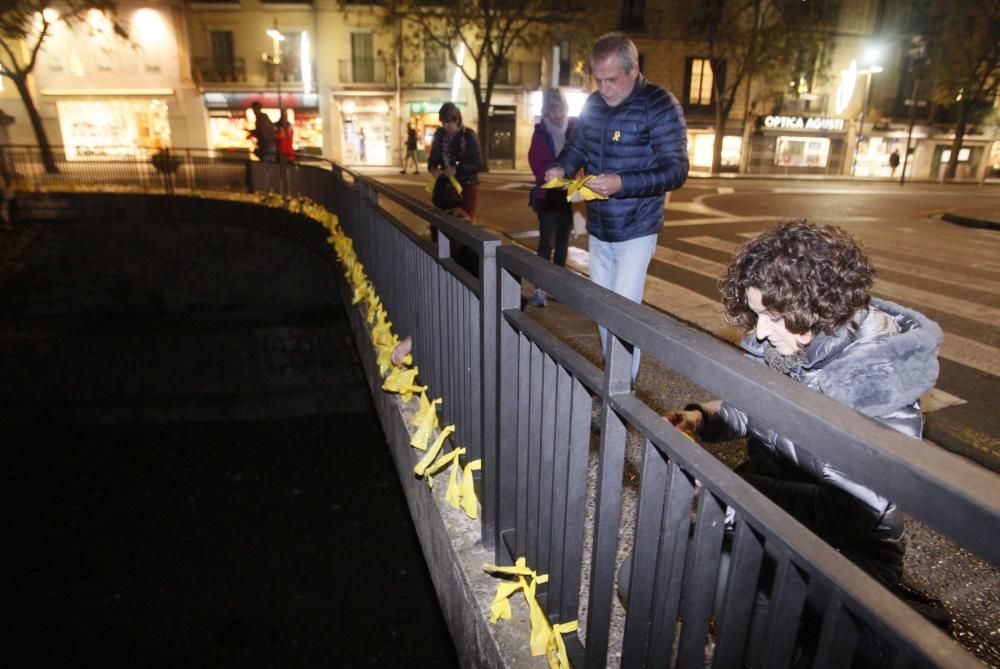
top-left (588, 173), bottom-right (623, 197)
top-left (443, 165), bottom-right (457, 178)
top-left (430, 167), bottom-right (442, 178)
top-left (666, 409), bottom-right (704, 437)
top-left (544, 166), bottom-right (565, 182)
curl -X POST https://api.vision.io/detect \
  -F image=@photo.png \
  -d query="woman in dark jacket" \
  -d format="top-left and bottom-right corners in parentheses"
top-left (673, 220), bottom-right (942, 587)
top-left (527, 88), bottom-right (576, 307)
top-left (427, 102), bottom-right (482, 219)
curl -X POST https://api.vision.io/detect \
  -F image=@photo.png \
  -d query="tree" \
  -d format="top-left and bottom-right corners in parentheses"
top-left (385, 0), bottom-right (577, 168)
top-left (924, 0), bottom-right (1000, 180)
top-left (0, 1), bottom-right (124, 173)
top-left (688, 0), bottom-right (838, 175)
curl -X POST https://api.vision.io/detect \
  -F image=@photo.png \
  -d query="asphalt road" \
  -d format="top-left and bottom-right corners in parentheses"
top-left (373, 170), bottom-right (1000, 473)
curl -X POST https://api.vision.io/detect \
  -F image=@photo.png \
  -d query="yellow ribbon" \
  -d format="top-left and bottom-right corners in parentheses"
top-left (410, 393), bottom-right (441, 450)
top-left (382, 366), bottom-right (426, 402)
top-left (424, 446), bottom-right (465, 505)
top-left (460, 459), bottom-right (481, 519)
top-left (425, 174), bottom-right (464, 195)
top-left (484, 558), bottom-right (551, 656)
top-left (541, 175), bottom-right (608, 202)
top-left (414, 424), bottom-right (455, 476)
top-left (546, 621), bottom-right (579, 669)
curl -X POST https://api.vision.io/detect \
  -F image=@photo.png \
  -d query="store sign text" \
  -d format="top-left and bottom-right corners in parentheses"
top-left (763, 115), bottom-right (845, 132)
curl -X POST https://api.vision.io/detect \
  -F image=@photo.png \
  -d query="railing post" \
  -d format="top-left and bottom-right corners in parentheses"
top-left (493, 256), bottom-right (522, 562)
top-left (479, 238), bottom-right (501, 550)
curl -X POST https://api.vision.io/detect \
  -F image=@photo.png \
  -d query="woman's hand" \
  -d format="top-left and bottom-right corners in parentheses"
top-left (666, 409), bottom-right (704, 437)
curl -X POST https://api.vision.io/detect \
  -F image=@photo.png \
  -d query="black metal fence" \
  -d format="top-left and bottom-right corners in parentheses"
top-left (3, 146), bottom-right (996, 668)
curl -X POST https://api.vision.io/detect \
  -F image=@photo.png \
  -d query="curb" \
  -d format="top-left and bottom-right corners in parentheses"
top-left (941, 212), bottom-right (1000, 231)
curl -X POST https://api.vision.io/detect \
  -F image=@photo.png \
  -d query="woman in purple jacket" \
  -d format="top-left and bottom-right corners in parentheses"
top-left (527, 88), bottom-right (576, 307)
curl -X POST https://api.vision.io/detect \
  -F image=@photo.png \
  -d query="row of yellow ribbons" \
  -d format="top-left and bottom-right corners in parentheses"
top-left (251, 191), bottom-right (578, 669)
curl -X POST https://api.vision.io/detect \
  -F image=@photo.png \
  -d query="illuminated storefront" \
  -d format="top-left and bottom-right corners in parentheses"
top-left (56, 97), bottom-right (171, 159)
top-left (204, 92), bottom-right (322, 155)
top-left (687, 132), bottom-right (742, 172)
top-left (748, 114), bottom-right (848, 175)
top-left (335, 95), bottom-right (394, 166)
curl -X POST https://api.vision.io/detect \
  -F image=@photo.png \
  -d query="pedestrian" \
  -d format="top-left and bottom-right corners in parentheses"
top-left (545, 31), bottom-right (688, 382)
top-left (528, 88), bottom-right (576, 307)
top-left (249, 102), bottom-right (277, 162)
top-left (661, 220), bottom-right (947, 665)
top-left (358, 127), bottom-right (367, 163)
top-left (275, 109), bottom-right (295, 163)
top-left (889, 148), bottom-right (901, 176)
top-left (401, 123), bottom-right (420, 175)
top-left (428, 102), bottom-right (482, 219)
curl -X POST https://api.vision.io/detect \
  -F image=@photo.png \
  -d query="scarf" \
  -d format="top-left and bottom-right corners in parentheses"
top-left (763, 341), bottom-right (808, 376)
top-left (543, 117), bottom-right (568, 156)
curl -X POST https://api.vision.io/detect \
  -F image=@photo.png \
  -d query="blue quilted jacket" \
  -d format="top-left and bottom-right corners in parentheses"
top-left (553, 76), bottom-right (688, 242)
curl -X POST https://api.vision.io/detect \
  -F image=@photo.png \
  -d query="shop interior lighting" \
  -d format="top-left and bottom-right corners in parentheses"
top-left (133, 8), bottom-right (167, 44)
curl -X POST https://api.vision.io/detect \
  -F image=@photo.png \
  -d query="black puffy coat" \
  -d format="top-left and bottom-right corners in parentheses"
top-left (552, 75), bottom-right (688, 242)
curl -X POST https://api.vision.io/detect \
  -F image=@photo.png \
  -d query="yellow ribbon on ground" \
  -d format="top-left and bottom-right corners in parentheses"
top-left (382, 366), bottom-right (426, 402)
top-left (410, 393), bottom-right (441, 450)
top-left (460, 459), bottom-right (481, 519)
top-left (546, 621), bottom-right (579, 669)
top-left (541, 175), bottom-right (608, 202)
top-left (414, 424), bottom-right (455, 476)
top-left (484, 558), bottom-right (551, 656)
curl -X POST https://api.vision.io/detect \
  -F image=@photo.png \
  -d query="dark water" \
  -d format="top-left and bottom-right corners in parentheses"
top-left (1, 413), bottom-right (459, 668)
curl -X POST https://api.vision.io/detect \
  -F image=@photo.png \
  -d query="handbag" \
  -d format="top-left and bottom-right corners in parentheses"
top-left (432, 175), bottom-right (464, 210)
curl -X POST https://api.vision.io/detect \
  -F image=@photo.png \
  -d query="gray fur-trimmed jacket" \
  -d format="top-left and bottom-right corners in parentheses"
top-left (698, 299), bottom-right (942, 578)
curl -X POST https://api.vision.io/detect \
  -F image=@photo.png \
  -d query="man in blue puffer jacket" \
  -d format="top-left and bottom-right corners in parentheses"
top-left (546, 32), bottom-right (688, 381)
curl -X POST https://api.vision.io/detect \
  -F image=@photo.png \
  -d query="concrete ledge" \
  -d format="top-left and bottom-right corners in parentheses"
top-left (336, 276), bottom-right (544, 669)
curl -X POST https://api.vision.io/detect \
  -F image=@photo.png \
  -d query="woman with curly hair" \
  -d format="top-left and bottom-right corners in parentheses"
top-left (673, 219), bottom-right (942, 586)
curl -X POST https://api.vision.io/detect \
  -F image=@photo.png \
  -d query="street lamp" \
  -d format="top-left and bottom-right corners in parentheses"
top-left (263, 20), bottom-right (285, 113)
top-left (851, 47), bottom-right (883, 176)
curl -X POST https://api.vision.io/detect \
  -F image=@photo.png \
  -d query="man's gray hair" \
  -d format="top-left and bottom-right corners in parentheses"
top-left (591, 32), bottom-right (639, 74)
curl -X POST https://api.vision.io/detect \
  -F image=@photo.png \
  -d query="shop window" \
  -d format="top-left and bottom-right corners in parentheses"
top-left (351, 32), bottom-right (374, 83)
top-left (620, 0), bottom-right (645, 31)
top-left (685, 57), bottom-right (721, 110)
top-left (690, 133), bottom-right (742, 169)
top-left (279, 31), bottom-right (303, 82)
top-left (774, 136), bottom-right (830, 168)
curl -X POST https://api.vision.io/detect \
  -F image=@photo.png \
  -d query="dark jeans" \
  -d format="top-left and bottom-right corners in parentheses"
top-left (536, 206), bottom-right (572, 267)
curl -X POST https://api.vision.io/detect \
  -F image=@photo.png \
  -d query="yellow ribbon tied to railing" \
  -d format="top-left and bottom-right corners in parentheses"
top-left (546, 621), bottom-right (578, 669)
top-left (382, 366), bottom-right (426, 402)
top-left (425, 174), bottom-right (464, 196)
top-left (423, 446), bottom-right (465, 501)
top-left (351, 280), bottom-right (372, 306)
top-left (460, 458), bottom-right (482, 519)
top-left (541, 175), bottom-right (608, 202)
top-left (365, 297), bottom-right (383, 325)
top-left (375, 335), bottom-right (400, 377)
top-left (484, 558), bottom-right (551, 656)
top-left (410, 393), bottom-right (442, 450)
top-left (414, 424), bottom-right (455, 476)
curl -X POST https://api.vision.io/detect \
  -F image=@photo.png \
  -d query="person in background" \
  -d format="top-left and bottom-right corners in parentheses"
top-left (358, 128), bottom-right (367, 163)
top-left (275, 109), bottom-right (295, 163)
top-left (889, 148), bottom-right (901, 177)
top-left (428, 102), bottom-right (483, 219)
top-left (545, 32), bottom-right (688, 383)
top-left (249, 102), bottom-right (276, 162)
top-left (528, 88), bottom-right (576, 307)
top-left (401, 123), bottom-right (420, 175)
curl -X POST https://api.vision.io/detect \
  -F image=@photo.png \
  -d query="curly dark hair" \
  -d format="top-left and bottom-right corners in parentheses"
top-left (720, 220), bottom-right (876, 336)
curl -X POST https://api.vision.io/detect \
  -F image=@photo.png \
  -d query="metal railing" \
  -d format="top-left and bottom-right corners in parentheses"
top-left (2, 145), bottom-right (996, 668)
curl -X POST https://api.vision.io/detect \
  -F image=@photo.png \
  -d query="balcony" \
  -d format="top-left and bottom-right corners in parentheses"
top-left (193, 57), bottom-right (246, 85)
